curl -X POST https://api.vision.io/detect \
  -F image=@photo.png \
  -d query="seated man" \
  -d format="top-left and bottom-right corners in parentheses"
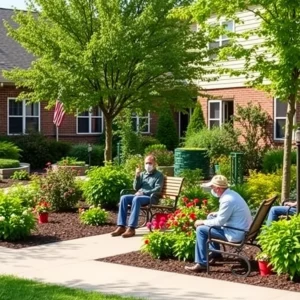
top-left (266, 201), bottom-right (297, 226)
top-left (111, 154), bottom-right (164, 238)
top-left (185, 175), bottom-right (252, 272)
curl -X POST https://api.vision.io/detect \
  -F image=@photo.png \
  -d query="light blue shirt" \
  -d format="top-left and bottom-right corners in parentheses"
top-left (203, 189), bottom-right (252, 242)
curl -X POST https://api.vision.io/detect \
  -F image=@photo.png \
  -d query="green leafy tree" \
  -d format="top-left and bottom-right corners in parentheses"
top-left (155, 108), bottom-right (178, 150)
top-left (185, 101), bottom-right (205, 137)
top-left (4, 0), bottom-right (211, 161)
top-left (187, 0), bottom-right (300, 202)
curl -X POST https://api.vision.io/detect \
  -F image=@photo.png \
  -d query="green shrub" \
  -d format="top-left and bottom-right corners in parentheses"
top-left (172, 232), bottom-right (196, 261)
top-left (123, 154), bottom-right (144, 177)
top-left (0, 192), bottom-right (36, 241)
top-left (184, 125), bottom-right (240, 165)
top-left (245, 170), bottom-right (281, 209)
top-left (140, 135), bottom-right (161, 153)
top-left (185, 101), bottom-right (205, 137)
top-left (31, 165), bottom-right (82, 211)
top-left (82, 164), bottom-right (132, 208)
top-left (258, 215), bottom-right (300, 280)
top-left (155, 108), bottom-right (178, 150)
top-left (3, 133), bottom-right (70, 169)
top-left (68, 143), bottom-right (104, 166)
top-left (262, 149), bottom-right (296, 173)
top-left (10, 170), bottom-right (30, 180)
top-left (79, 206), bottom-right (108, 226)
top-left (57, 157), bottom-right (85, 166)
top-left (0, 141), bottom-right (21, 160)
top-left (144, 144), bottom-right (174, 166)
top-left (6, 183), bottom-right (39, 208)
top-left (141, 231), bottom-right (175, 259)
top-left (178, 169), bottom-right (203, 189)
top-left (0, 159), bottom-right (20, 168)
top-left (214, 155), bottom-right (231, 178)
top-left (233, 102), bottom-right (271, 172)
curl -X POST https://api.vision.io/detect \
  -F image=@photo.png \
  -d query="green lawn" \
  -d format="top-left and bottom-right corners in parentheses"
top-left (0, 275), bottom-right (145, 300)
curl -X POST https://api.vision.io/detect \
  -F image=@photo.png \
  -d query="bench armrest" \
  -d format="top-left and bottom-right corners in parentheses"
top-left (120, 189), bottom-right (136, 196)
top-left (207, 225), bottom-right (248, 243)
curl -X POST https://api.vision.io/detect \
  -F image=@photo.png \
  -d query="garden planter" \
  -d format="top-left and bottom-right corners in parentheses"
top-left (38, 213), bottom-right (49, 224)
top-left (52, 164), bottom-right (88, 176)
top-left (258, 261), bottom-right (272, 276)
top-left (174, 148), bottom-right (210, 178)
top-left (158, 166), bottom-right (174, 176)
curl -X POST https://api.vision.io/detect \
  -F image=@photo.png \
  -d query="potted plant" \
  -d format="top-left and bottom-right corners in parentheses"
top-left (255, 252), bottom-right (272, 276)
top-left (34, 200), bottom-right (52, 224)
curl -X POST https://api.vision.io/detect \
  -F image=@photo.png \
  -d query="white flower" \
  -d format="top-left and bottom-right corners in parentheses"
top-left (22, 211), bottom-right (28, 216)
top-left (0, 216), bottom-right (5, 222)
top-left (11, 214), bottom-right (16, 218)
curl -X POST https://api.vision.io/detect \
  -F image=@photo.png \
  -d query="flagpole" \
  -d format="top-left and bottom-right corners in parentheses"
top-left (56, 125), bottom-right (59, 141)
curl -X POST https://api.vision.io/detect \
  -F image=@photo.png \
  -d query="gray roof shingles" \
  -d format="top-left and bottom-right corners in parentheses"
top-left (0, 8), bottom-right (34, 83)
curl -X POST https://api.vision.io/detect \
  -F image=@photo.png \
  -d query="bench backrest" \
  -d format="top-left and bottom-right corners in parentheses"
top-left (246, 195), bottom-right (278, 242)
top-left (161, 176), bottom-right (184, 200)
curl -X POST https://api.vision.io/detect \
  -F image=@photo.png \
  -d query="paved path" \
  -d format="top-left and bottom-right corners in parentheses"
top-left (0, 227), bottom-right (298, 300)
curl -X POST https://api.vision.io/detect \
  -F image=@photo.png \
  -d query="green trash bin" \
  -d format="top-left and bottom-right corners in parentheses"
top-left (174, 148), bottom-right (210, 178)
top-left (230, 152), bottom-right (244, 185)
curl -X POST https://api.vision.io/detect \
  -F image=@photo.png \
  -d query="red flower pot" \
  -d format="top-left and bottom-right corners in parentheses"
top-left (38, 212), bottom-right (49, 224)
top-left (258, 261), bottom-right (272, 276)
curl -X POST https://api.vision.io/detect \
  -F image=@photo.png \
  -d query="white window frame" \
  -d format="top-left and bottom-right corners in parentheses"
top-left (209, 20), bottom-right (235, 50)
top-left (76, 107), bottom-right (103, 134)
top-left (132, 112), bottom-right (150, 134)
top-left (273, 98), bottom-right (295, 141)
top-left (7, 98), bottom-right (40, 135)
top-left (208, 100), bottom-right (222, 128)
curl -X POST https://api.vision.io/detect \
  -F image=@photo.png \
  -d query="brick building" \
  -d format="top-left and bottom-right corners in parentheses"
top-left (0, 8), bottom-right (191, 144)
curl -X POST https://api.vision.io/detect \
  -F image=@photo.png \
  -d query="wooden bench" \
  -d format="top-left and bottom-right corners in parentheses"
top-left (120, 176), bottom-right (184, 227)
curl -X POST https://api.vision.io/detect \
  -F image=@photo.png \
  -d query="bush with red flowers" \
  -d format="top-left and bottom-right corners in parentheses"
top-left (142, 197), bottom-right (211, 261)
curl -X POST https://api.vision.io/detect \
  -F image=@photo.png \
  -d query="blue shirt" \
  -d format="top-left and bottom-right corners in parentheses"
top-left (203, 189), bottom-right (252, 242)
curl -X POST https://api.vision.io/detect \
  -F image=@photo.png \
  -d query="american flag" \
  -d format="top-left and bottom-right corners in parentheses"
top-left (53, 100), bottom-right (65, 127)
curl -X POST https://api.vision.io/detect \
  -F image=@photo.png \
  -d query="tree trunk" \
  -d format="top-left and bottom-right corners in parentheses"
top-left (104, 115), bottom-right (113, 162)
top-left (281, 95), bottom-right (296, 203)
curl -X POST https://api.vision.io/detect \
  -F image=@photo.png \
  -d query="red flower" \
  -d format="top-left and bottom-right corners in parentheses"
top-left (202, 199), bottom-right (208, 206)
top-left (194, 198), bottom-right (200, 204)
top-left (144, 239), bottom-right (150, 245)
top-left (189, 213), bottom-right (196, 220)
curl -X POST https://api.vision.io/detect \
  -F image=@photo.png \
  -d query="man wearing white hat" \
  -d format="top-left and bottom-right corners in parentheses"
top-left (185, 175), bottom-right (252, 272)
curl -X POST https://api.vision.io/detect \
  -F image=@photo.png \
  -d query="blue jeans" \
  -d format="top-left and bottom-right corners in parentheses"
top-left (117, 194), bottom-right (150, 228)
top-left (266, 206), bottom-right (296, 226)
top-left (195, 225), bottom-right (227, 265)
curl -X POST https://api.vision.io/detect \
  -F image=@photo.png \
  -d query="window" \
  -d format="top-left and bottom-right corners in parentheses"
top-left (77, 107), bottom-right (103, 134)
top-left (208, 100), bottom-right (234, 128)
top-left (274, 98), bottom-right (287, 140)
top-left (209, 20), bottom-right (234, 50)
top-left (132, 112), bottom-right (150, 133)
top-left (8, 98), bottom-right (40, 135)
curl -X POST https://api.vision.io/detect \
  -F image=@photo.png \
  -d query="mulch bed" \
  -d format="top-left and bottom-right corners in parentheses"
top-left (98, 249), bottom-right (300, 293)
top-left (0, 211), bottom-right (118, 249)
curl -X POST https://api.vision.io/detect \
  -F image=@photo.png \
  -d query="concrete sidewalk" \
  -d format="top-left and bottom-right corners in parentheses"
top-left (0, 227), bottom-right (298, 300)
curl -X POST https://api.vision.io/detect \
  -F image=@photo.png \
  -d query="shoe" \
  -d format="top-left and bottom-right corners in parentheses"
top-left (111, 226), bottom-right (126, 237)
top-left (122, 227), bottom-right (136, 238)
top-left (184, 263), bottom-right (207, 273)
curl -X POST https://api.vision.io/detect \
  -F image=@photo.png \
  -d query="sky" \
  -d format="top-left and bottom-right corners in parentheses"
top-left (0, 0), bottom-right (28, 10)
